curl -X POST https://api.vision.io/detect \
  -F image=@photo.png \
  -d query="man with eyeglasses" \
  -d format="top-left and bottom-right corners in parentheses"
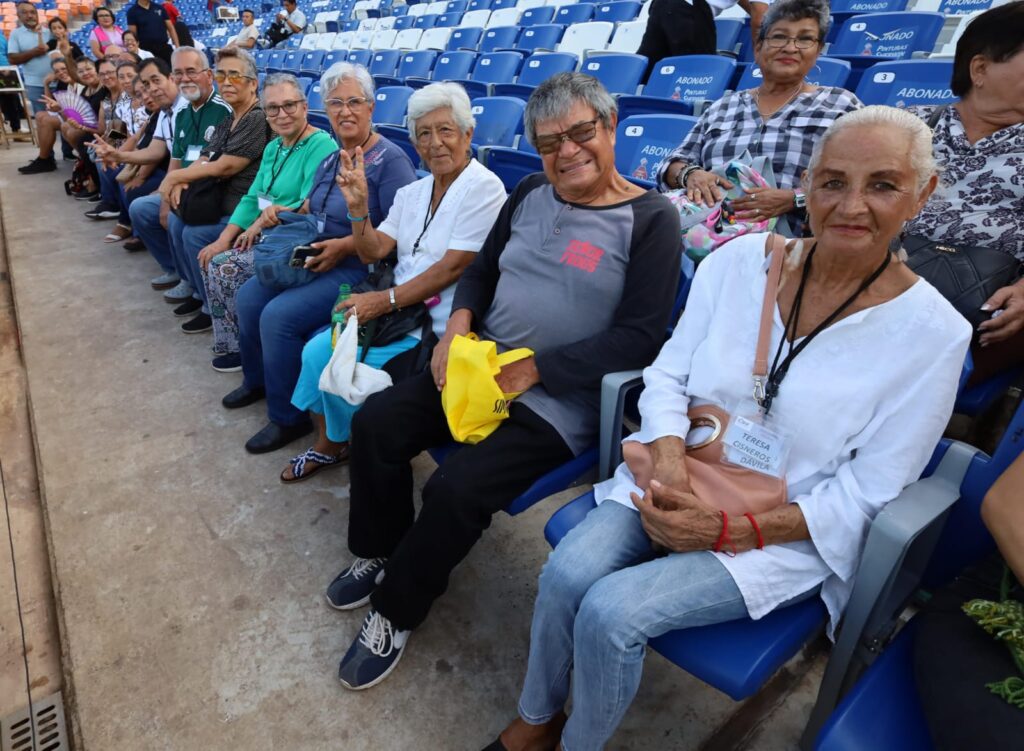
top-left (127, 0), bottom-right (180, 63)
top-left (636, 0), bottom-right (774, 82)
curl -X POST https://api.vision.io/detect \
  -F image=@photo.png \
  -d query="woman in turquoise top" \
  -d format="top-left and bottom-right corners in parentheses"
top-left (199, 73), bottom-right (337, 366)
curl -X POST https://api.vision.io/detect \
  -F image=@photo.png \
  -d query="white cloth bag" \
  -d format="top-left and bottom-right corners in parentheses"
top-left (318, 312), bottom-right (393, 405)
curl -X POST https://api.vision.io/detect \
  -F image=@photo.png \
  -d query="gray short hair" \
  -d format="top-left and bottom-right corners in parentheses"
top-left (523, 72), bottom-right (616, 148)
top-left (806, 105), bottom-right (939, 192)
top-left (406, 82), bottom-right (475, 139)
top-left (758, 0), bottom-right (830, 43)
top-left (261, 72), bottom-right (306, 106)
top-left (215, 46), bottom-right (258, 81)
top-left (171, 46), bottom-right (210, 70)
top-left (320, 62), bottom-right (374, 101)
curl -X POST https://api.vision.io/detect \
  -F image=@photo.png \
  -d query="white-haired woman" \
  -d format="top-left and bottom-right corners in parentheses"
top-left (489, 106), bottom-right (972, 751)
top-left (221, 62), bottom-right (417, 456)
top-left (282, 82), bottom-right (507, 482)
top-left (657, 0), bottom-right (861, 234)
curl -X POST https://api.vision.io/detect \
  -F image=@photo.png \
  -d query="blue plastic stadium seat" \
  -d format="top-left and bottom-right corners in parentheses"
top-left (453, 50), bottom-right (525, 98)
top-left (469, 95), bottom-right (526, 150)
top-left (579, 52), bottom-right (647, 95)
top-left (520, 5), bottom-right (555, 25)
top-left (491, 0), bottom-right (517, 8)
top-left (854, 59), bottom-right (956, 107)
top-left (714, 17), bottom-right (745, 54)
top-left (391, 49), bottom-right (440, 85)
top-left (411, 49), bottom-right (476, 86)
top-left (393, 15), bottom-right (416, 30)
top-left (828, 12), bottom-right (946, 89)
top-left (618, 55), bottom-right (735, 120)
top-left (615, 113), bottom-right (698, 188)
top-left (493, 51), bottom-right (578, 100)
top-left (467, 0), bottom-right (492, 11)
top-left (736, 56), bottom-right (852, 90)
top-left (436, 11), bottom-right (464, 27)
top-left (369, 49), bottom-right (403, 78)
top-left (414, 13), bottom-right (440, 29)
top-left (555, 2), bottom-right (595, 24)
top-left (482, 144), bottom-right (543, 192)
top-left (594, 0), bottom-right (641, 23)
top-left (266, 49), bottom-right (288, 72)
top-left (322, 49), bottom-right (346, 71)
top-left (447, 0), bottom-right (469, 12)
top-left (829, 0), bottom-right (909, 34)
top-left (299, 50), bottom-right (326, 74)
top-left (377, 123), bottom-right (420, 166)
top-left (448, 26), bottom-right (484, 50)
top-left (479, 25), bottom-right (520, 53)
top-left (544, 491), bottom-right (829, 700)
top-left (512, 24), bottom-right (565, 54)
top-left (372, 85), bottom-right (414, 126)
top-left (347, 48), bottom-right (374, 67)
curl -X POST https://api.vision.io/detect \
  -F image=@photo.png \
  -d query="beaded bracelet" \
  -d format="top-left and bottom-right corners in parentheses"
top-left (347, 212), bottom-right (367, 222)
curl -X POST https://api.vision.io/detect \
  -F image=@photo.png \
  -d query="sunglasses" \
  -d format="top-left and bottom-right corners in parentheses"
top-left (214, 71), bottom-right (254, 86)
top-left (534, 118), bottom-right (601, 155)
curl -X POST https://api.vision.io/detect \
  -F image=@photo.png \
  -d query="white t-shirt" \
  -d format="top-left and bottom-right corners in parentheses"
top-left (376, 159), bottom-right (507, 339)
top-left (594, 233), bottom-right (971, 638)
top-left (154, 95), bottom-right (188, 151)
top-left (280, 8), bottom-right (306, 34)
top-left (233, 24), bottom-right (260, 46)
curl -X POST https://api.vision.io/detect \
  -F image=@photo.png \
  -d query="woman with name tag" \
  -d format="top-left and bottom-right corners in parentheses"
top-left (220, 62), bottom-right (416, 455)
top-left (281, 82), bottom-right (506, 482)
top-left (657, 0), bottom-right (861, 236)
top-left (488, 106), bottom-right (971, 751)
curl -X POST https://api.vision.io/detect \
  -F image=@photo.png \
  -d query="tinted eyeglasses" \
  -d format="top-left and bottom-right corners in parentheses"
top-left (534, 118), bottom-right (601, 155)
top-left (325, 96), bottom-right (369, 112)
top-left (214, 71), bottom-right (255, 86)
top-left (266, 99), bottom-right (304, 117)
top-left (763, 33), bottom-right (821, 49)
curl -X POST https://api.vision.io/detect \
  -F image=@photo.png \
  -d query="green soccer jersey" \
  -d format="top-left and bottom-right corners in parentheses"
top-left (171, 93), bottom-right (232, 167)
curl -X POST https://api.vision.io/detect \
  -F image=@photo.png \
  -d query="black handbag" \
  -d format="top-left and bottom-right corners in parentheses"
top-left (904, 234), bottom-right (1022, 330)
top-left (176, 174), bottom-right (226, 225)
top-left (353, 257), bottom-right (428, 358)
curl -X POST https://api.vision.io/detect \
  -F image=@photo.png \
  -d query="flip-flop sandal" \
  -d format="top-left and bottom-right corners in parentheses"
top-left (104, 224), bottom-right (132, 243)
top-left (280, 446), bottom-right (349, 484)
top-left (481, 739), bottom-right (510, 751)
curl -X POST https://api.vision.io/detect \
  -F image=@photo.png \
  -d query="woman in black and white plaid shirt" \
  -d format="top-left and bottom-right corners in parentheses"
top-left (658, 0), bottom-right (861, 234)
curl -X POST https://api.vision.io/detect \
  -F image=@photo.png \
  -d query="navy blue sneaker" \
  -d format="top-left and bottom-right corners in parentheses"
top-left (338, 610), bottom-right (410, 691)
top-left (325, 557), bottom-right (385, 610)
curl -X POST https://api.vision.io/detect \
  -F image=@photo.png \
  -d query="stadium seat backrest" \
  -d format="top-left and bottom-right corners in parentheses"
top-left (470, 96), bottom-right (527, 147)
top-left (736, 55), bottom-right (852, 89)
top-left (934, 0), bottom-right (996, 16)
top-left (282, 51), bottom-right (304, 71)
top-left (395, 28), bottom-right (424, 48)
top-left (414, 13), bottom-right (440, 28)
top-left (449, 26), bottom-right (484, 49)
top-left (393, 15), bottom-right (416, 30)
top-left (615, 114), bottom-right (698, 182)
top-left (407, 3), bottom-right (430, 16)
top-left (460, 8), bottom-right (492, 26)
top-left (315, 32), bottom-right (339, 50)
top-left (300, 34), bottom-right (320, 50)
top-left (377, 16), bottom-right (397, 30)
top-left (419, 27), bottom-right (455, 49)
top-left (479, 24), bottom-right (521, 51)
top-left (556, 21), bottom-right (614, 56)
top-left (642, 55), bottom-right (736, 103)
top-left (594, 0), bottom-right (641, 23)
top-left (332, 31), bottom-right (355, 49)
top-left (855, 59), bottom-right (956, 107)
top-left (468, 0), bottom-right (493, 10)
top-left (396, 49), bottom-right (440, 78)
top-left (555, 2), bottom-right (595, 24)
top-left (358, 17), bottom-right (377, 31)
top-left (515, 51), bottom-right (578, 86)
top-left (829, 12), bottom-right (946, 59)
top-left (437, 11), bottom-right (465, 26)
top-left (714, 17), bottom-right (744, 53)
top-left (520, 5), bottom-right (555, 24)
top-left (492, 0), bottom-right (519, 8)
top-left (448, 0), bottom-right (470, 11)
top-left (300, 50), bottom-right (326, 73)
top-left (516, 0), bottom-right (548, 10)
top-left (431, 50), bottom-right (478, 79)
top-left (427, 0), bottom-right (450, 13)
top-left (350, 28), bottom-right (375, 48)
top-left (517, 24), bottom-right (565, 51)
top-left (373, 86), bottom-right (415, 125)
top-left (830, 0), bottom-right (908, 14)
top-left (605, 19), bottom-right (646, 53)
top-left (307, 82), bottom-right (325, 111)
top-left (471, 50), bottom-right (525, 82)
top-left (580, 52), bottom-right (647, 94)
top-left (487, 6), bottom-right (521, 26)
top-left (370, 49), bottom-right (403, 75)
top-left (347, 48), bottom-right (374, 67)
top-left (370, 29), bottom-right (398, 49)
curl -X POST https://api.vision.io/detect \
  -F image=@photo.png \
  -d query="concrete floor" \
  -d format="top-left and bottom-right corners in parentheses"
top-left (1, 141), bottom-right (821, 750)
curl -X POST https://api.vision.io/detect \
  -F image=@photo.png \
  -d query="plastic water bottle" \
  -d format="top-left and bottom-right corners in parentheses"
top-left (331, 283), bottom-right (351, 348)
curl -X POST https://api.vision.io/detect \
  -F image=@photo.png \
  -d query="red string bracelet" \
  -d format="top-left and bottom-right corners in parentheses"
top-left (713, 511), bottom-right (737, 557)
top-left (744, 512), bottom-right (765, 550)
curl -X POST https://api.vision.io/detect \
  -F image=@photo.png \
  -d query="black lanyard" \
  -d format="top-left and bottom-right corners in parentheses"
top-left (266, 125), bottom-right (309, 193)
top-left (762, 246), bottom-right (892, 415)
top-left (412, 165), bottom-right (466, 255)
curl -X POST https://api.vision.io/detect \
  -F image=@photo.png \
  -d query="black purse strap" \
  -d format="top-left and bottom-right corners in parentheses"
top-left (927, 104), bottom-right (949, 130)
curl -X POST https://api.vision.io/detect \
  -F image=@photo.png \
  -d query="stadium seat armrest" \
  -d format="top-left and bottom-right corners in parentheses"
top-left (599, 369), bottom-right (644, 481)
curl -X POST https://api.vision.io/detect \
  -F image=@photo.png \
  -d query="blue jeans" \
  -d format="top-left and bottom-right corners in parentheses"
top-left (518, 500), bottom-right (756, 751)
top-left (117, 170), bottom-right (165, 228)
top-left (170, 214), bottom-right (230, 313)
top-left (236, 264), bottom-right (368, 426)
top-left (129, 193), bottom-right (181, 275)
top-left (98, 164), bottom-right (122, 206)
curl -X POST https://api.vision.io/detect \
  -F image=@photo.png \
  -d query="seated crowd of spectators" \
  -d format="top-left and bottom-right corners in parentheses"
top-left (8, 0), bottom-right (1024, 747)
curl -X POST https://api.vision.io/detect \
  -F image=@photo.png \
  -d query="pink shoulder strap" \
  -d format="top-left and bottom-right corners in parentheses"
top-left (753, 234), bottom-right (786, 381)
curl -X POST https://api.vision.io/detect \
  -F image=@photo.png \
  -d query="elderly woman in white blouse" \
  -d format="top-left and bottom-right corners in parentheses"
top-left (282, 82), bottom-right (507, 482)
top-left (490, 106), bottom-right (972, 751)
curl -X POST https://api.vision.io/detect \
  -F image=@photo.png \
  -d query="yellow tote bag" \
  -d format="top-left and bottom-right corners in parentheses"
top-left (441, 333), bottom-right (535, 444)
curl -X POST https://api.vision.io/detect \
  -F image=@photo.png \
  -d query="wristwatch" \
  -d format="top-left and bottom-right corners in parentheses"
top-left (388, 287), bottom-right (398, 312)
top-left (793, 188), bottom-right (807, 210)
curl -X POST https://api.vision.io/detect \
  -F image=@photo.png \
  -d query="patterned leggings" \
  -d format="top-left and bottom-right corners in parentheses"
top-left (203, 248), bottom-right (256, 356)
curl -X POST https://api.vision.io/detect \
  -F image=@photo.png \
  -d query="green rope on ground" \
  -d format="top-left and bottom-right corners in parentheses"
top-left (963, 566), bottom-right (1024, 709)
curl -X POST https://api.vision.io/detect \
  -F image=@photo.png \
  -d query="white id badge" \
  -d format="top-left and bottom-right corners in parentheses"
top-left (721, 399), bottom-right (791, 479)
top-left (185, 145), bottom-right (202, 162)
top-left (257, 193), bottom-right (272, 211)
top-left (315, 212), bottom-right (326, 233)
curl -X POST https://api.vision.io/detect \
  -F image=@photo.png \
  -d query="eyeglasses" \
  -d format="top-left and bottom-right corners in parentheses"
top-left (415, 125), bottom-right (459, 145)
top-left (533, 117), bottom-right (601, 155)
top-left (265, 99), bottom-right (304, 117)
top-left (214, 71), bottom-right (254, 86)
top-left (763, 33), bottom-right (821, 49)
top-left (325, 96), bottom-right (369, 113)
top-left (172, 68), bottom-right (208, 80)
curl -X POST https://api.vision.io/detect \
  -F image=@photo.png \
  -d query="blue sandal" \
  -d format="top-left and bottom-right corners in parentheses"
top-left (280, 446), bottom-right (349, 484)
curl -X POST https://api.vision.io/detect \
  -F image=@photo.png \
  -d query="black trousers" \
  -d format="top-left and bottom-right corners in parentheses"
top-left (348, 369), bottom-right (573, 631)
top-left (636, 0), bottom-right (717, 83)
top-left (143, 41), bottom-right (174, 64)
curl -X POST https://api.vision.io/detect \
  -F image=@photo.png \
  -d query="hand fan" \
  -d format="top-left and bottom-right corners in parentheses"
top-left (54, 89), bottom-right (98, 128)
